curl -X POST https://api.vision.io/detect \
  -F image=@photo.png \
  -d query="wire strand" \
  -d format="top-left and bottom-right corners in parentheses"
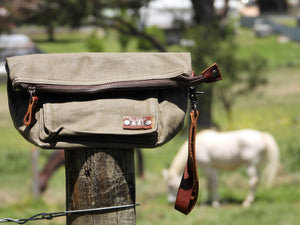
top-left (0, 204), bottom-right (140, 224)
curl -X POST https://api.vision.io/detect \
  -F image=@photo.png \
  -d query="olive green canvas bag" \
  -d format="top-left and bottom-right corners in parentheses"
top-left (6, 52), bottom-right (221, 149)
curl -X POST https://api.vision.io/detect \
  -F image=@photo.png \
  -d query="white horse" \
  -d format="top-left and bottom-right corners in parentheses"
top-left (163, 129), bottom-right (280, 207)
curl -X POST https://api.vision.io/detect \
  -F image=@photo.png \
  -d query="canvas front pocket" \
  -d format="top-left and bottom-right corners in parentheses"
top-left (38, 91), bottom-right (159, 146)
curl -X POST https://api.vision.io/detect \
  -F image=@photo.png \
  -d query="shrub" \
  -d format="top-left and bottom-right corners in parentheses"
top-left (86, 30), bottom-right (104, 52)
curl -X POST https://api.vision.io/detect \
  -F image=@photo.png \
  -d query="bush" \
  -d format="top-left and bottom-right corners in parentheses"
top-left (86, 30), bottom-right (104, 52)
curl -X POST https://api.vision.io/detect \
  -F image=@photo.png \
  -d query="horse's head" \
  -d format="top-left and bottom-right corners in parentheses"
top-left (162, 169), bottom-right (182, 203)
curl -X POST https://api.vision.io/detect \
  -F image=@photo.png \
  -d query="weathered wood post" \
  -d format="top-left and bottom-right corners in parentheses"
top-left (65, 148), bottom-right (136, 225)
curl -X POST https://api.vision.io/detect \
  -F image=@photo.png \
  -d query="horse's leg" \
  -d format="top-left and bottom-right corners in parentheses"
top-left (204, 167), bottom-right (220, 207)
top-left (39, 150), bottom-right (65, 193)
top-left (243, 164), bottom-right (259, 207)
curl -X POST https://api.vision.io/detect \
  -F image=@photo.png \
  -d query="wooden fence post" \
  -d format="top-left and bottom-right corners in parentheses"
top-left (65, 148), bottom-right (136, 225)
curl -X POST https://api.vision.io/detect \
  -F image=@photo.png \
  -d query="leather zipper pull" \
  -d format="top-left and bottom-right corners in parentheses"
top-left (23, 87), bottom-right (38, 126)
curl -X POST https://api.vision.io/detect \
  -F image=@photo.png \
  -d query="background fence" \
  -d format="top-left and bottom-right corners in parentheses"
top-left (241, 16), bottom-right (300, 42)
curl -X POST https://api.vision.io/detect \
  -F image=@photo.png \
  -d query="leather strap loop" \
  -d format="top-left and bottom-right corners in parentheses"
top-left (175, 109), bottom-right (199, 215)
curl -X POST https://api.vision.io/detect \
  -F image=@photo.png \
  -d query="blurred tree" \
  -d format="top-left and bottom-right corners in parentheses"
top-left (117, 8), bottom-right (131, 52)
top-left (91, 3), bottom-right (167, 52)
top-left (188, 0), bottom-right (267, 127)
top-left (6, 0), bottom-right (167, 50)
top-left (191, 0), bottom-right (217, 25)
top-left (0, 5), bottom-right (12, 34)
top-left (186, 24), bottom-right (267, 126)
top-left (188, 0), bottom-right (221, 128)
top-left (137, 26), bottom-right (165, 51)
top-left (5, 0), bottom-right (90, 41)
top-left (258, 0), bottom-right (287, 13)
top-left (189, 26), bottom-right (267, 123)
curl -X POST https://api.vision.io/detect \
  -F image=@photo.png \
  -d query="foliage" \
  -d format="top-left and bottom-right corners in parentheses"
top-left (7, 0), bottom-right (89, 26)
top-left (137, 26), bottom-right (166, 51)
top-left (86, 30), bottom-right (104, 52)
top-left (119, 32), bottom-right (131, 51)
top-left (5, 0), bottom-right (90, 41)
top-left (116, 8), bottom-right (134, 52)
top-left (186, 24), bottom-right (268, 123)
top-left (3, 0), bottom-right (168, 51)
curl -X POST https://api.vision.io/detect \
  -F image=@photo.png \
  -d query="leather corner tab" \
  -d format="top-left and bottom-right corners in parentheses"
top-left (201, 63), bottom-right (222, 83)
top-left (123, 116), bottom-right (153, 130)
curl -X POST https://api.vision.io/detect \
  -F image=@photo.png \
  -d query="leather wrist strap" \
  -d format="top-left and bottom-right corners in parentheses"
top-left (175, 109), bottom-right (199, 215)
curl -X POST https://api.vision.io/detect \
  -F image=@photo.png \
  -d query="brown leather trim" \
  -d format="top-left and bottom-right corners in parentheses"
top-left (201, 63), bottom-right (222, 83)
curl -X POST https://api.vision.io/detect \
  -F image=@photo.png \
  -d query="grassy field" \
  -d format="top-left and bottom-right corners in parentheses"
top-left (0, 27), bottom-right (300, 225)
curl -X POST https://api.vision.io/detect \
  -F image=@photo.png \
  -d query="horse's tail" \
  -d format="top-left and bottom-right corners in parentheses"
top-left (261, 132), bottom-right (280, 188)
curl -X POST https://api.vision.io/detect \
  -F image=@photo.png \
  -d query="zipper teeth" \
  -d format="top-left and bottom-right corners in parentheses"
top-left (21, 79), bottom-right (181, 94)
top-left (19, 75), bottom-right (204, 94)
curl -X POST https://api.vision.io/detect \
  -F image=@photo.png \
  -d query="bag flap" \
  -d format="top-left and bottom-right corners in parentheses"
top-left (6, 52), bottom-right (192, 88)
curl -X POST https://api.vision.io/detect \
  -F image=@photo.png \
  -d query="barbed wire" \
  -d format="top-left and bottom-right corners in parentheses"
top-left (0, 203), bottom-right (139, 224)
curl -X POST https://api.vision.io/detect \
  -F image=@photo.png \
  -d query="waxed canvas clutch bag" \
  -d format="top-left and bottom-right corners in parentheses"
top-left (6, 52), bottom-right (221, 149)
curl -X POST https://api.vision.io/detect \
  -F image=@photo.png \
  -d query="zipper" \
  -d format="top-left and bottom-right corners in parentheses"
top-left (23, 86), bottom-right (39, 127)
top-left (18, 75), bottom-right (207, 95)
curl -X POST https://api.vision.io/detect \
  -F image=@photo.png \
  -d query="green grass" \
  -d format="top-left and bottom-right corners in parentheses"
top-left (237, 28), bottom-right (300, 69)
top-left (0, 26), bottom-right (300, 224)
top-left (31, 29), bottom-right (139, 53)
